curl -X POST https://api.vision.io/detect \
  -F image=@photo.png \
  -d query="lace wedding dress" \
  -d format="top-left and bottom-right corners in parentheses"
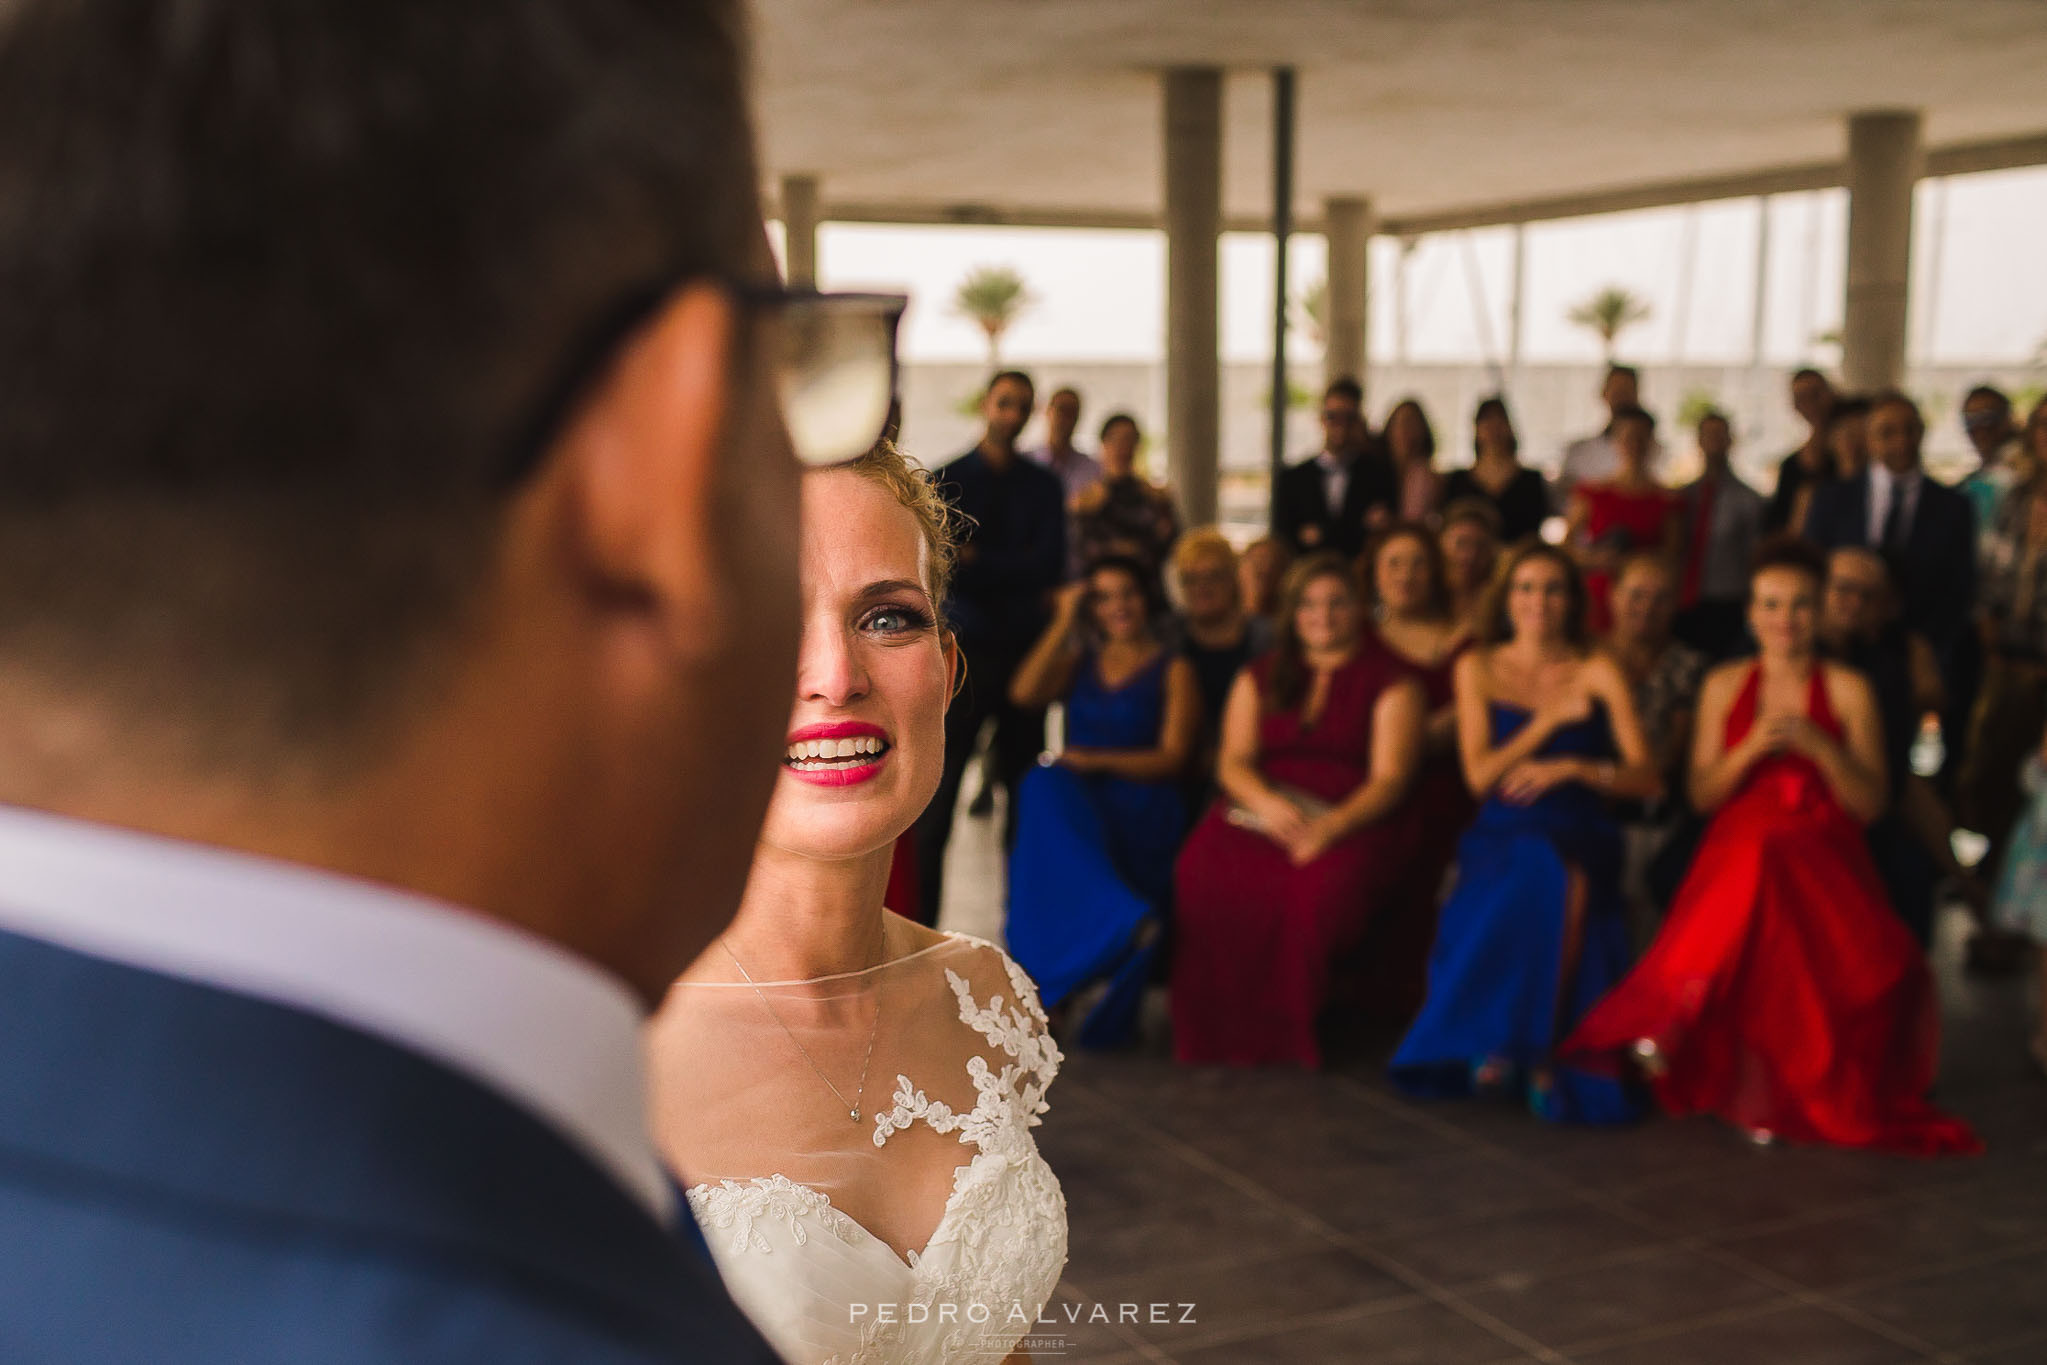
top-left (650, 932), bottom-right (1068, 1365)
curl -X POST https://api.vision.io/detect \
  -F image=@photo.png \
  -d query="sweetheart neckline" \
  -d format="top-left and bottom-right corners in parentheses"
top-left (688, 1149), bottom-right (981, 1276)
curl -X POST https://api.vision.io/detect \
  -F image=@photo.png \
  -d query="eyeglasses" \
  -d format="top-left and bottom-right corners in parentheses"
top-left (1962, 409), bottom-right (2007, 431)
top-left (493, 280), bottom-right (907, 489)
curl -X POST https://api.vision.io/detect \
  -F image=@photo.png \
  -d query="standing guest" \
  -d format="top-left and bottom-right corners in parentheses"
top-left (1958, 384), bottom-right (2029, 554)
top-left (1273, 376), bottom-right (1398, 559)
top-left (1564, 540), bottom-right (1980, 1154)
top-left (651, 448), bottom-right (1069, 1364)
top-left (1168, 530), bottom-right (1276, 780)
top-left (1960, 480), bottom-right (2047, 884)
top-left (1239, 535), bottom-right (1293, 630)
top-left (1172, 555), bottom-right (1426, 1067)
top-left (1024, 385), bottom-right (1104, 510)
top-left (1440, 499), bottom-right (1504, 631)
top-left (1384, 397), bottom-right (1444, 525)
top-left (1442, 396), bottom-right (1550, 545)
top-left (0, 2), bottom-right (807, 1357)
top-left (1764, 368), bottom-right (1837, 533)
top-left (1558, 364), bottom-right (1664, 493)
top-left (1006, 558), bottom-right (1199, 1046)
top-left (919, 371), bottom-right (1068, 924)
top-left (1819, 547), bottom-right (1967, 945)
top-left (1782, 396), bottom-right (1872, 537)
top-left (1676, 410), bottom-right (1767, 658)
top-left (1804, 391), bottom-right (1977, 776)
top-left (1074, 413), bottom-right (1179, 585)
top-left (1565, 404), bottom-right (1683, 634)
top-left (1390, 545), bottom-right (1660, 1122)
top-left (1987, 722), bottom-right (2047, 1073)
top-left (1356, 525), bottom-right (1475, 1022)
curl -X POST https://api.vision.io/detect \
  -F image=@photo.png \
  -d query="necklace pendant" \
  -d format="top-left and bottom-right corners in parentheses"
top-left (850, 1107), bottom-right (861, 1122)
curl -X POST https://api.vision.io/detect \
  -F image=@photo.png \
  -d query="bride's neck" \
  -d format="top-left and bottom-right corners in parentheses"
top-left (713, 842), bottom-right (898, 982)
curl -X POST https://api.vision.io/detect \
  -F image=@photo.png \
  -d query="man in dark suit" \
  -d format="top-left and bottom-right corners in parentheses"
top-left (1804, 391), bottom-right (1978, 768)
top-left (0, 4), bottom-right (800, 1361)
top-left (1272, 376), bottom-right (1397, 559)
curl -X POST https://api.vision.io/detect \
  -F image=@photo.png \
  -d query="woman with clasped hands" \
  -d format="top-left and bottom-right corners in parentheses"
top-left (647, 444), bottom-right (1068, 1364)
top-left (1170, 552), bottom-right (1427, 1067)
top-left (1390, 542), bottom-right (1660, 1123)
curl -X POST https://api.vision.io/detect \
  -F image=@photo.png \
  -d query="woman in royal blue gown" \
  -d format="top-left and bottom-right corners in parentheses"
top-left (1006, 555), bottom-right (1201, 1044)
top-left (1391, 542), bottom-right (1662, 1122)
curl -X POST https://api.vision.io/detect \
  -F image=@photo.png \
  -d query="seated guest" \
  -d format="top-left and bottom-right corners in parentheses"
top-left (1171, 554), bottom-right (1426, 1067)
top-left (1273, 377), bottom-right (1397, 558)
top-left (1442, 395), bottom-right (1549, 545)
top-left (1988, 721), bottom-right (2047, 1073)
top-left (1565, 539), bottom-right (1981, 1154)
top-left (1804, 391), bottom-right (1977, 784)
top-left (1167, 530), bottom-right (1275, 782)
top-left (1765, 367), bottom-right (1836, 533)
top-left (1604, 552), bottom-right (1706, 944)
top-left (1440, 498), bottom-right (1503, 631)
top-left (1564, 404), bottom-right (1682, 634)
top-left (1675, 410), bottom-right (1766, 659)
top-left (1007, 556), bottom-right (1200, 1046)
top-left (1383, 397), bottom-right (1444, 525)
top-left (1818, 546), bottom-right (1967, 945)
top-left (1608, 553), bottom-right (1706, 790)
top-left (1239, 534), bottom-right (1292, 631)
top-left (1075, 413), bottom-right (1179, 585)
top-left (1355, 524), bottom-right (1475, 1022)
top-left (1390, 544), bottom-right (1660, 1122)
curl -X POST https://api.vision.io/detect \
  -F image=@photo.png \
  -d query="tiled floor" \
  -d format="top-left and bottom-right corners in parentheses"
top-left (936, 788), bottom-right (2047, 1363)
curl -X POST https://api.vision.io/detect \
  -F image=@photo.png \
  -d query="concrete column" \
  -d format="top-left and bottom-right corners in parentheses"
top-left (1164, 68), bottom-right (1223, 527)
top-left (1323, 196), bottom-right (1372, 390)
top-left (1841, 111), bottom-right (1921, 391)
top-left (780, 174), bottom-right (820, 286)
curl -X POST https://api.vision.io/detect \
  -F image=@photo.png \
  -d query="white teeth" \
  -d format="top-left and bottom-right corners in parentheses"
top-left (784, 734), bottom-right (888, 765)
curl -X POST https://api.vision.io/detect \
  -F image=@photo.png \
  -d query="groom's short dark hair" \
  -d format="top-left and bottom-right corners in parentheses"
top-left (0, 0), bottom-right (758, 765)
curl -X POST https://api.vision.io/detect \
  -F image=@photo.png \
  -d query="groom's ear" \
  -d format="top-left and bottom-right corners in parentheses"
top-left (535, 284), bottom-right (743, 648)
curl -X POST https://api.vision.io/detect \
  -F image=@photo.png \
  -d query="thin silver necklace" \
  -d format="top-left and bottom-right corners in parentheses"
top-left (722, 941), bottom-right (883, 1124)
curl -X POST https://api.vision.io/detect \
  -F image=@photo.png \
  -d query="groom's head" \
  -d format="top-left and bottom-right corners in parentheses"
top-left (0, 0), bottom-right (801, 998)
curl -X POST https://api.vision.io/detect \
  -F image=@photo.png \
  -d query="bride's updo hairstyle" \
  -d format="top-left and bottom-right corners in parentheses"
top-left (840, 441), bottom-right (958, 629)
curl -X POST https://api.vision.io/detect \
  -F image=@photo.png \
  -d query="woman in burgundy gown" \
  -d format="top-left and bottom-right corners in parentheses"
top-left (1354, 523), bottom-right (1473, 1023)
top-left (1563, 539), bottom-right (1981, 1154)
top-left (1171, 553), bottom-right (1426, 1067)
top-left (1566, 404), bottom-right (1681, 634)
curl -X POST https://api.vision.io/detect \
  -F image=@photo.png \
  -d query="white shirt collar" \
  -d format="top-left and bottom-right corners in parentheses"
top-left (0, 804), bottom-right (673, 1225)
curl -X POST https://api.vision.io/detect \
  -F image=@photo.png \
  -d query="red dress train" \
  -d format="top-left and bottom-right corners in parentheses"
top-left (1562, 664), bottom-right (1980, 1155)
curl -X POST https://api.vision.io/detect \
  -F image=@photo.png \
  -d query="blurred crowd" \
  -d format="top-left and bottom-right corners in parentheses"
top-left (905, 362), bottom-right (2047, 1147)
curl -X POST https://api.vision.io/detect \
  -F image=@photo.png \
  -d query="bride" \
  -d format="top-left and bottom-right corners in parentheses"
top-left (647, 443), bottom-right (1068, 1365)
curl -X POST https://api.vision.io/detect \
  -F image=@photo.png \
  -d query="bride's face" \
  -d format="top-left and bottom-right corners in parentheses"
top-left (758, 467), bottom-right (954, 862)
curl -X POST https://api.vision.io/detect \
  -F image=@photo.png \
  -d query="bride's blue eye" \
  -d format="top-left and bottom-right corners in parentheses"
top-left (862, 604), bottom-right (933, 635)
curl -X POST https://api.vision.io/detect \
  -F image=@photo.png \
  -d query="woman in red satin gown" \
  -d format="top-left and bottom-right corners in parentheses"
top-left (1563, 539), bottom-right (1980, 1154)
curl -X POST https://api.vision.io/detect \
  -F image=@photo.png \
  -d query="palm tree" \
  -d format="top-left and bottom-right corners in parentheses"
top-left (951, 265), bottom-right (1034, 368)
top-left (1568, 285), bottom-right (1652, 361)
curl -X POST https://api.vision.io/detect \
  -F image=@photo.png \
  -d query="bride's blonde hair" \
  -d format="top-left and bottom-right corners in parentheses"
top-left (841, 441), bottom-right (959, 621)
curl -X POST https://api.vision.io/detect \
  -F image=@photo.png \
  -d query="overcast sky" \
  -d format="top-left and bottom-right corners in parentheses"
top-left (803, 163), bottom-right (2047, 373)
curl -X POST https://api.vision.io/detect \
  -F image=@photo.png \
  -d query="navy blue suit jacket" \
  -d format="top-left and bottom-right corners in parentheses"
top-left (1804, 470), bottom-right (1976, 658)
top-left (0, 927), bottom-right (779, 1364)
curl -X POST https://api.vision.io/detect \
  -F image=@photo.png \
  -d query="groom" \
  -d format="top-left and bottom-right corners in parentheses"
top-left (0, 2), bottom-right (796, 1361)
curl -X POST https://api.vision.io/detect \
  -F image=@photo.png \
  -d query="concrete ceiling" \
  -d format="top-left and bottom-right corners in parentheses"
top-left (752, 0), bottom-right (2047, 228)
